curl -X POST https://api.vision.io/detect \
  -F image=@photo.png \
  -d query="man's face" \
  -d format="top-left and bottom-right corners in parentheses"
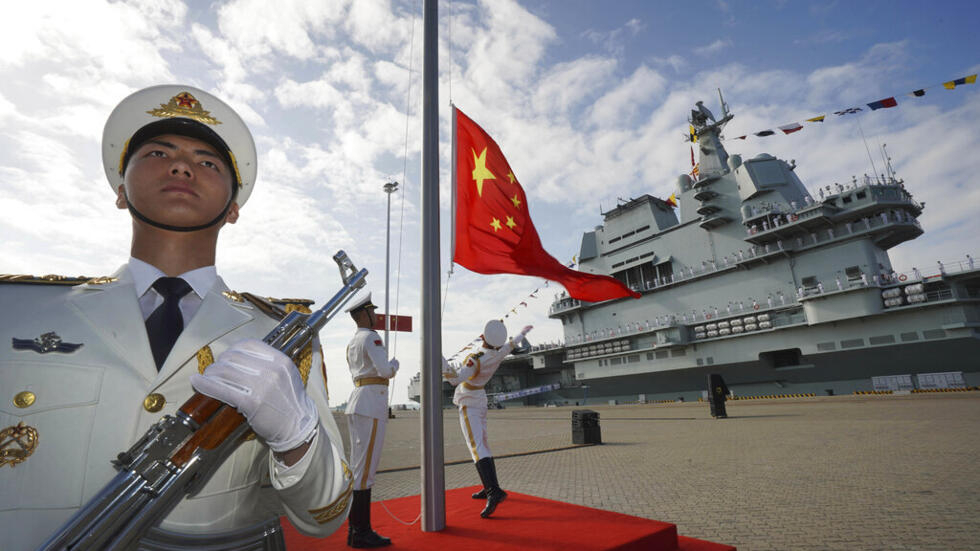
top-left (117, 133), bottom-right (239, 227)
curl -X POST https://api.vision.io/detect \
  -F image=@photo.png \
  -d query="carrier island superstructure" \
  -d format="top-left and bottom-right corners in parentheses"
top-left (409, 100), bottom-right (980, 405)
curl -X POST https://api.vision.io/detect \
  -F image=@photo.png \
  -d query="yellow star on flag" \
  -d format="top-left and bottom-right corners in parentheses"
top-left (505, 216), bottom-right (517, 229)
top-left (507, 172), bottom-right (516, 183)
top-left (510, 194), bottom-right (521, 209)
top-left (472, 147), bottom-right (496, 196)
top-left (490, 217), bottom-right (502, 232)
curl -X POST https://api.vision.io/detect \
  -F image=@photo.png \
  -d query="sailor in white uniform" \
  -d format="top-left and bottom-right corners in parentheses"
top-left (442, 320), bottom-right (532, 518)
top-left (344, 293), bottom-right (399, 548)
top-left (0, 85), bottom-right (352, 551)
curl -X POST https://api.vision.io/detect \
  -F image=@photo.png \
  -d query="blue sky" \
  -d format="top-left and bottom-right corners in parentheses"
top-left (1, 0), bottom-right (978, 404)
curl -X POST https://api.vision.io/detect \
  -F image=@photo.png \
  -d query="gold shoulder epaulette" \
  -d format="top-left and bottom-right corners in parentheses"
top-left (239, 292), bottom-right (287, 320)
top-left (272, 297), bottom-right (315, 315)
top-left (237, 293), bottom-right (317, 319)
top-left (0, 274), bottom-right (113, 285)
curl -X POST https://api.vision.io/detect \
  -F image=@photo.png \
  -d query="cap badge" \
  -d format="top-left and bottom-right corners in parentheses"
top-left (147, 91), bottom-right (223, 126)
top-left (0, 422), bottom-right (39, 468)
top-left (12, 332), bottom-right (83, 354)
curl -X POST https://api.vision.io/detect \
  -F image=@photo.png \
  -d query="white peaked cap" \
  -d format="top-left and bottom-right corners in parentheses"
top-left (345, 292), bottom-right (377, 313)
top-left (102, 84), bottom-right (258, 206)
top-left (483, 319), bottom-right (507, 348)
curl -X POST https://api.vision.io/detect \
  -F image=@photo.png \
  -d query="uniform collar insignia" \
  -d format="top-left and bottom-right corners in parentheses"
top-left (12, 331), bottom-right (84, 354)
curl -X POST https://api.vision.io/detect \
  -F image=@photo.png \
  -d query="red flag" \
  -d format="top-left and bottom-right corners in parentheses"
top-left (452, 107), bottom-right (640, 302)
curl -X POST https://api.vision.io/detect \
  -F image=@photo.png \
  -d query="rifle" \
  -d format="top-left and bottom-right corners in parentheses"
top-left (38, 251), bottom-right (367, 551)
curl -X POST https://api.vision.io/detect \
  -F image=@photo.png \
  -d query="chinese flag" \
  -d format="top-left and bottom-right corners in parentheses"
top-left (452, 107), bottom-right (640, 302)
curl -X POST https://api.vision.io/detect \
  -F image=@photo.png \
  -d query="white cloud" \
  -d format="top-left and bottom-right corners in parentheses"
top-left (693, 39), bottom-right (732, 57)
top-left (650, 54), bottom-right (688, 73)
top-left (532, 57), bottom-right (617, 115)
top-left (588, 65), bottom-right (667, 127)
top-left (216, 0), bottom-right (349, 62)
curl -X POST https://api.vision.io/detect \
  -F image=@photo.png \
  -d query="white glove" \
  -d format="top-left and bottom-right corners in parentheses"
top-left (516, 325), bottom-right (533, 344)
top-left (190, 338), bottom-right (319, 453)
top-left (389, 358), bottom-right (400, 374)
top-left (441, 356), bottom-right (456, 379)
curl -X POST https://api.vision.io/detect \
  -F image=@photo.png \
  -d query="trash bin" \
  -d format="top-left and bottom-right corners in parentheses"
top-left (571, 409), bottom-right (601, 444)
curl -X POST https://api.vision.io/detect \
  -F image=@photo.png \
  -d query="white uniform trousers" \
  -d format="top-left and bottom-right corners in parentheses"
top-left (347, 413), bottom-right (387, 490)
top-left (458, 405), bottom-right (492, 462)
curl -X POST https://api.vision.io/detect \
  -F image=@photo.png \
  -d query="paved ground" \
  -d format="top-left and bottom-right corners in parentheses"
top-left (332, 393), bottom-right (980, 551)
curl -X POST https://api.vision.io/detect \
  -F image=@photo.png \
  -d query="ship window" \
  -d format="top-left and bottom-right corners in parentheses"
top-left (761, 348), bottom-right (801, 368)
top-left (656, 350), bottom-right (669, 359)
top-left (802, 276), bottom-right (818, 289)
top-left (610, 357), bottom-right (622, 365)
top-left (841, 338), bottom-right (864, 349)
top-left (636, 225), bottom-right (650, 233)
top-left (639, 252), bottom-right (654, 259)
top-left (923, 329), bottom-right (946, 339)
top-left (900, 332), bottom-right (919, 342)
top-left (609, 236), bottom-right (621, 244)
top-left (856, 191), bottom-right (867, 199)
top-left (640, 263), bottom-right (657, 289)
top-left (628, 355), bottom-right (639, 363)
top-left (869, 335), bottom-right (895, 345)
top-left (646, 352), bottom-right (654, 360)
top-left (817, 342), bottom-right (836, 351)
top-left (845, 266), bottom-right (862, 280)
top-left (842, 195), bottom-right (853, 204)
top-left (622, 231), bottom-right (635, 238)
top-left (612, 261), bottom-right (625, 268)
top-left (670, 349), bottom-right (686, 357)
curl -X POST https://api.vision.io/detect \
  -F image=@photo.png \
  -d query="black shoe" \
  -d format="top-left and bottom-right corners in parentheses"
top-left (349, 529), bottom-right (391, 548)
top-left (472, 488), bottom-right (488, 499)
top-left (481, 487), bottom-right (507, 518)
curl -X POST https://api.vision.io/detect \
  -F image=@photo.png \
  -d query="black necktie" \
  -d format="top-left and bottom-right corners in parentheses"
top-left (145, 277), bottom-right (192, 370)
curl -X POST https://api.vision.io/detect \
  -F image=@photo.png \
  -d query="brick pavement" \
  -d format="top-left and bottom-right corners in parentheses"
top-left (332, 393), bottom-right (980, 550)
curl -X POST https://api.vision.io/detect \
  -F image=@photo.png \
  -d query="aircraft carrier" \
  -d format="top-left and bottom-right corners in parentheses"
top-left (410, 98), bottom-right (980, 405)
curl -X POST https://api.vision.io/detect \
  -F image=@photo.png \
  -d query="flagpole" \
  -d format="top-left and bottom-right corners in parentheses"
top-left (383, 180), bottom-right (398, 348)
top-left (450, 105), bottom-right (457, 271)
top-left (419, 0), bottom-right (445, 532)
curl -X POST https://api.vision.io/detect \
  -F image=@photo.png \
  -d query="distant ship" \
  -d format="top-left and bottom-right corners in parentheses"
top-left (410, 97), bottom-right (979, 405)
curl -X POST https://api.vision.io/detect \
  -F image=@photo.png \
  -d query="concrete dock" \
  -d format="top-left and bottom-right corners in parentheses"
top-left (334, 392), bottom-right (980, 550)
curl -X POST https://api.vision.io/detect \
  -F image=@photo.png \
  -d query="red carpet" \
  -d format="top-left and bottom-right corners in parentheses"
top-left (282, 486), bottom-right (735, 550)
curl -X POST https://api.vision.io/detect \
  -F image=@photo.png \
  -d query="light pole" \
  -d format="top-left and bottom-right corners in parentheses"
top-left (383, 181), bottom-right (399, 349)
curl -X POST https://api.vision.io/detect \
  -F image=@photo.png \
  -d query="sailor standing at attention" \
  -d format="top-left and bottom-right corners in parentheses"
top-left (0, 85), bottom-right (352, 550)
top-left (442, 320), bottom-right (532, 518)
top-left (344, 293), bottom-right (399, 548)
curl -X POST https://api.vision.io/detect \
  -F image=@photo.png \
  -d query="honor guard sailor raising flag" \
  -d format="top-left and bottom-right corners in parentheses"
top-left (442, 320), bottom-right (532, 518)
top-left (344, 293), bottom-right (400, 548)
top-left (0, 85), bottom-right (352, 550)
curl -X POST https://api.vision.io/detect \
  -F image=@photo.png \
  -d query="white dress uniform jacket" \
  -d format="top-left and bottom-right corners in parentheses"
top-left (344, 328), bottom-right (397, 420)
top-left (444, 340), bottom-right (517, 409)
top-left (0, 265), bottom-right (352, 551)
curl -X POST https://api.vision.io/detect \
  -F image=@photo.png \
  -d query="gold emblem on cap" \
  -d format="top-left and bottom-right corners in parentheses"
top-left (143, 393), bottom-right (166, 412)
top-left (1, 422), bottom-right (39, 468)
top-left (13, 391), bottom-right (36, 408)
top-left (147, 92), bottom-right (222, 126)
